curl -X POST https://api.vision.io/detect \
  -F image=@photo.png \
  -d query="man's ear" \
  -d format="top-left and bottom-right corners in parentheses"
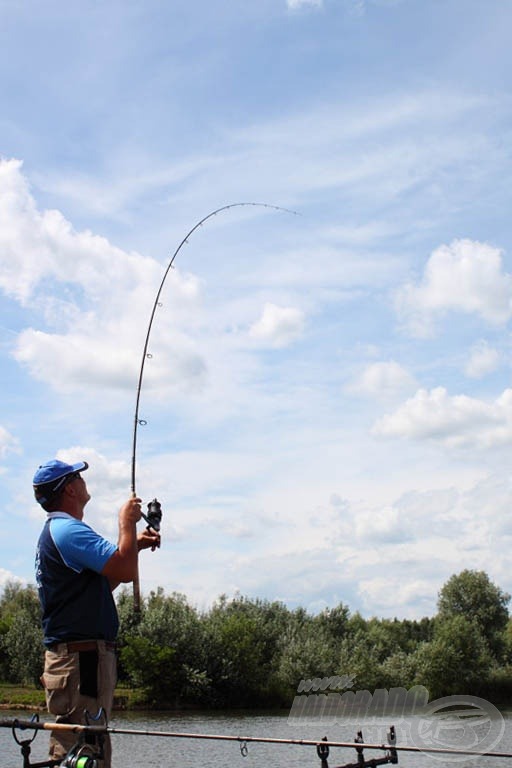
top-left (62, 482), bottom-right (76, 499)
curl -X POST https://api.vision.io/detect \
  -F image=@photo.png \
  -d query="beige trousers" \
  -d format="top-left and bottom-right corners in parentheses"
top-left (41, 640), bottom-right (117, 768)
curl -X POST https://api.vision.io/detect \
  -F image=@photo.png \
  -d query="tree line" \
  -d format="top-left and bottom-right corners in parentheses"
top-left (1, 569), bottom-right (512, 708)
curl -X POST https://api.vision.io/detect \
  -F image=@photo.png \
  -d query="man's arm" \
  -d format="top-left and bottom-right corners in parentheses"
top-left (101, 497), bottom-right (141, 585)
top-left (107, 526), bottom-right (161, 591)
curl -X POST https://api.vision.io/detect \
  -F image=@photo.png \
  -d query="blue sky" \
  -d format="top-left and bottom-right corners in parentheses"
top-left (1, 0), bottom-right (512, 619)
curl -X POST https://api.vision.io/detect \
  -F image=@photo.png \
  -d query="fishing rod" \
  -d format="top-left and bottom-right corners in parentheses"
top-left (4, 719), bottom-right (398, 768)
top-left (130, 202), bottom-right (297, 611)
top-left (2, 719), bottom-right (512, 759)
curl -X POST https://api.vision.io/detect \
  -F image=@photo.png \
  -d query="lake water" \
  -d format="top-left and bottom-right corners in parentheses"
top-left (4, 707), bottom-right (512, 768)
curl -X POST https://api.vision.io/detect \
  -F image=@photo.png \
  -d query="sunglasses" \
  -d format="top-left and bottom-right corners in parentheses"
top-left (52, 471), bottom-right (83, 493)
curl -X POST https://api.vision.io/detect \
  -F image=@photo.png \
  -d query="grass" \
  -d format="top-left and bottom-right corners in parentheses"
top-left (0, 684), bottom-right (46, 709)
top-left (0, 683), bottom-right (142, 711)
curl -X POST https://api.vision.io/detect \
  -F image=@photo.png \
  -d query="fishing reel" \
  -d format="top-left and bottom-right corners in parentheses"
top-left (60, 708), bottom-right (106, 768)
top-left (141, 497), bottom-right (162, 532)
top-left (59, 744), bottom-right (98, 768)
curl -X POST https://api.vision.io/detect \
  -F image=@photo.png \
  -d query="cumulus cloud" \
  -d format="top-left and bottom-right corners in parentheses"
top-left (159, 472), bottom-right (512, 619)
top-left (0, 158), bottom-right (206, 398)
top-left (464, 341), bottom-right (500, 379)
top-left (351, 361), bottom-right (417, 400)
top-left (395, 239), bottom-right (512, 337)
top-left (373, 387), bottom-right (512, 448)
top-left (0, 159), bottom-right (154, 305)
top-left (249, 302), bottom-right (305, 348)
top-left (49, 446), bottom-right (133, 537)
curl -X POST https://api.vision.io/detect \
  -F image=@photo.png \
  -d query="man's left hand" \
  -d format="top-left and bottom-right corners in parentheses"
top-left (137, 529), bottom-right (161, 552)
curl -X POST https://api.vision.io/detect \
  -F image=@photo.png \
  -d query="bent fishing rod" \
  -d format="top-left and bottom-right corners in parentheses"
top-left (2, 718), bottom-right (512, 759)
top-left (130, 202), bottom-right (298, 610)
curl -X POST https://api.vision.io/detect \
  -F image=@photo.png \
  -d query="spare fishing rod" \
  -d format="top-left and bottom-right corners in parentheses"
top-left (3, 719), bottom-right (512, 760)
top-left (4, 718), bottom-right (395, 768)
top-left (130, 202), bottom-right (298, 611)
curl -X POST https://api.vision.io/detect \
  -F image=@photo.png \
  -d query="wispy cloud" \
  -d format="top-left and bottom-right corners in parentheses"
top-left (287, 0), bottom-right (323, 9)
top-left (0, 425), bottom-right (19, 460)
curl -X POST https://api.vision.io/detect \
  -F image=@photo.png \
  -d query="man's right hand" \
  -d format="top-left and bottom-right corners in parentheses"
top-left (102, 497), bottom-right (142, 584)
top-left (119, 496), bottom-right (142, 526)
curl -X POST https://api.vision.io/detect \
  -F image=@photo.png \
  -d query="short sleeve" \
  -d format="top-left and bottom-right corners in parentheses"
top-left (49, 517), bottom-right (117, 573)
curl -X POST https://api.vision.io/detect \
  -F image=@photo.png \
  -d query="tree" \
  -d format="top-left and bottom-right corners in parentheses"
top-left (502, 617), bottom-right (512, 664)
top-left (138, 589), bottom-right (205, 668)
top-left (316, 603), bottom-right (350, 641)
top-left (438, 570), bottom-right (510, 658)
top-left (4, 610), bottom-right (44, 685)
top-left (117, 588), bottom-right (209, 705)
top-left (276, 621), bottom-right (337, 695)
top-left (411, 614), bottom-right (492, 699)
top-left (380, 651), bottom-right (417, 689)
top-left (119, 637), bottom-right (183, 707)
top-left (0, 583), bottom-right (44, 685)
top-left (338, 630), bottom-right (387, 692)
top-left (202, 596), bottom-right (287, 707)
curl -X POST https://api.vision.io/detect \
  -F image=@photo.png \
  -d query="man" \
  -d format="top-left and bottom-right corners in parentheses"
top-left (33, 458), bottom-right (160, 767)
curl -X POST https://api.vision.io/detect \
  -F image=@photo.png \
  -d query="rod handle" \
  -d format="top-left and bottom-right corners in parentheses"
top-left (132, 492), bottom-right (142, 613)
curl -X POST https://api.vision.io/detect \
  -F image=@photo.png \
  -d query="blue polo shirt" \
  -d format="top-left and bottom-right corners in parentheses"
top-left (35, 512), bottom-right (119, 647)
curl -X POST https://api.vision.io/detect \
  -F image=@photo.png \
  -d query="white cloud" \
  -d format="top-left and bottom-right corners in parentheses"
top-left (287, 0), bottom-right (323, 8)
top-left (286, 0), bottom-right (402, 17)
top-left (373, 387), bottom-right (512, 448)
top-left (358, 576), bottom-right (435, 616)
top-left (150, 471), bottom-right (512, 619)
top-left (395, 239), bottom-right (512, 337)
top-left (249, 302), bottom-right (305, 348)
top-left (0, 158), bottom-right (207, 398)
top-left (0, 568), bottom-right (23, 590)
top-left (0, 425), bottom-right (19, 459)
top-left (52, 446), bottom-right (134, 539)
top-left (465, 341), bottom-right (500, 379)
top-left (352, 361), bottom-right (417, 400)
top-left (354, 504), bottom-right (408, 542)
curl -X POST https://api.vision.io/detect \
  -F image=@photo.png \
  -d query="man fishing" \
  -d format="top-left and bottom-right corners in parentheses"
top-left (33, 458), bottom-right (160, 768)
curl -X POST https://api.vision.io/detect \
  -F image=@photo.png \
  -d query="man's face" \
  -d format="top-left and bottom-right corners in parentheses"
top-left (72, 473), bottom-right (91, 509)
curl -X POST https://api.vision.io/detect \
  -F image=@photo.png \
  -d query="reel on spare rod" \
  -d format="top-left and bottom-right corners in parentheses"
top-left (60, 746), bottom-right (98, 768)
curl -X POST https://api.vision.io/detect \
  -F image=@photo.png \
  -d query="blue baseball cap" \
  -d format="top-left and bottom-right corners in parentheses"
top-left (33, 459), bottom-right (88, 506)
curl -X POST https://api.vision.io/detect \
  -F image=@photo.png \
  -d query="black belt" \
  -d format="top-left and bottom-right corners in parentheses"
top-left (49, 640), bottom-right (117, 653)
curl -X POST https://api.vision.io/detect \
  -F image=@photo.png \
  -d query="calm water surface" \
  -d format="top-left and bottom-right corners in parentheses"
top-left (4, 709), bottom-right (512, 768)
